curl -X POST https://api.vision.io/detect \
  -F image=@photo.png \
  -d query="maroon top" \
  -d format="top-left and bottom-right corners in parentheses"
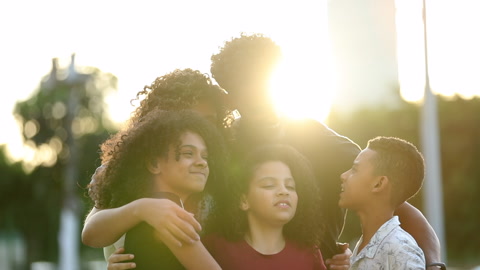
top-left (202, 234), bottom-right (326, 270)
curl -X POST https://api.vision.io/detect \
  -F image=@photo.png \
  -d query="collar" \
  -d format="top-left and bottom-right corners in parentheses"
top-left (150, 192), bottom-right (184, 209)
top-left (352, 216), bottom-right (401, 262)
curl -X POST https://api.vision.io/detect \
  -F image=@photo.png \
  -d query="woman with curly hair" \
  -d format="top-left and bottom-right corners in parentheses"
top-left (88, 109), bottom-right (226, 270)
top-left (128, 68), bottom-right (230, 130)
top-left (81, 68), bottom-right (231, 263)
top-left (203, 144), bottom-right (326, 270)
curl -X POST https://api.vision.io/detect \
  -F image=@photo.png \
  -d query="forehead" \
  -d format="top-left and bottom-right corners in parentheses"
top-left (355, 148), bottom-right (377, 165)
top-left (178, 131), bottom-right (206, 148)
top-left (252, 161), bottom-right (292, 178)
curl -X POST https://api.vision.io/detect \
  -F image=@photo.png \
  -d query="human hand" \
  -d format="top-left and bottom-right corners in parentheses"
top-left (107, 247), bottom-right (136, 270)
top-left (137, 198), bottom-right (202, 247)
top-left (325, 242), bottom-right (351, 270)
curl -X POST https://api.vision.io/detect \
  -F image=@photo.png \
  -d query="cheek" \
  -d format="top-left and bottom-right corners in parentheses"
top-left (247, 190), bottom-right (265, 206)
top-left (292, 193), bottom-right (299, 206)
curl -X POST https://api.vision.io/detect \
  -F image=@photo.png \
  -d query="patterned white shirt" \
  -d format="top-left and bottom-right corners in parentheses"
top-left (350, 216), bottom-right (425, 270)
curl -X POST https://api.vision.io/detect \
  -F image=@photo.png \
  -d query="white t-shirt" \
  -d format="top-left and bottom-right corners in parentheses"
top-left (103, 234), bottom-right (125, 261)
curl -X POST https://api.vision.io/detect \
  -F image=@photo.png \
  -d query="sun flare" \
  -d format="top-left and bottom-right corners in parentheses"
top-left (269, 56), bottom-right (334, 123)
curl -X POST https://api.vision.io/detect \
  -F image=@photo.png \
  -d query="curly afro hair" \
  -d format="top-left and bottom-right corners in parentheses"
top-left (129, 68), bottom-right (230, 129)
top-left (210, 33), bottom-right (283, 95)
top-left (88, 109), bottom-right (228, 210)
top-left (211, 144), bottom-right (324, 250)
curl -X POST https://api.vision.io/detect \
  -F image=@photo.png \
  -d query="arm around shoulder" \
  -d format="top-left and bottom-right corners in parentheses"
top-left (82, 198), bottom-right (203, 248)
top-left (395, 202), bottom-right (441, 266)
top-left (82, 200), bottom-right (148, 248)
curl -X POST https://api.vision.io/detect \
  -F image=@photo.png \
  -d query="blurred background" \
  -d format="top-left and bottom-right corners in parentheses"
top-left (1, 0), bottom-right (479, 269)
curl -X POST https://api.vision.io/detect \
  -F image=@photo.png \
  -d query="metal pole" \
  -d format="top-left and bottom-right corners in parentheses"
top-left (420, 0), bottom-right (447, 262)
top-left (58, 54), bottom-right (80, 270)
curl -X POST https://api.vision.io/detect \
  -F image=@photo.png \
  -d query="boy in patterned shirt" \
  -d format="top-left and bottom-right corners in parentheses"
top-left (339, 136), bottom-right (426, 269)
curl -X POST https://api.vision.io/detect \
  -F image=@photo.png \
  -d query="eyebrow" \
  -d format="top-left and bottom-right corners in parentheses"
top-left (256, 177), bottom-right (294, 183)
top-left (179, 145), bottom-right (208, 153)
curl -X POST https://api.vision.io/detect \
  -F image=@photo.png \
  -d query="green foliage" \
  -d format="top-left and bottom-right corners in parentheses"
top-left (437, 95), bottom-right (480, 261)
top-left (4, 62), bottom-right (119, 266)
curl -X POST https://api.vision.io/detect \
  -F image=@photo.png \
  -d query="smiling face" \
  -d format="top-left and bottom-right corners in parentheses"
top-left (339, 148), bottom-right (379, 211)
top-left (241, 161), bottom-right (298, 227)
top-left (152, 131), bottom-right (209, 200)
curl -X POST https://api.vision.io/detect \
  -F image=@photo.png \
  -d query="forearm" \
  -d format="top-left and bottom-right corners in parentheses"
top-left (165, 237), bottom-right (221, 270)
top-left (395, 202), bottom-right (441, 265)
top-left (82, 200), bottom-right (145, 248)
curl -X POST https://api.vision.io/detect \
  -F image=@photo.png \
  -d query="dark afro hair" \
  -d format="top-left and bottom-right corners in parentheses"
top-left (129, 68), bottom-right (229, 129)
top-left (210, 33), bottom-right (283, 94)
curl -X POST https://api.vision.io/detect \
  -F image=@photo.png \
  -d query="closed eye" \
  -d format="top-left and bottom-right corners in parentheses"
top-left (286, 185), bottom-right (296, 191)
top-left (181, 151), bottom-right (193, 157)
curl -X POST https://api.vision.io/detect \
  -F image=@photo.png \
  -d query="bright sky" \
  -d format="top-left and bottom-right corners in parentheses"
top-left (1, 0), bottom-right (479, 165)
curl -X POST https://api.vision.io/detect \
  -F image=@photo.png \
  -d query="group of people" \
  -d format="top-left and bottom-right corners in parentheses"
top-left (82, 33), bottom-right (444, 269)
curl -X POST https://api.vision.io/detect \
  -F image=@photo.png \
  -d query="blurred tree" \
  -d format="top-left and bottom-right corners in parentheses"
top-left (437, 95), bottom-right (480, 264)
top-left (11, 55), bottom-right (118, 268)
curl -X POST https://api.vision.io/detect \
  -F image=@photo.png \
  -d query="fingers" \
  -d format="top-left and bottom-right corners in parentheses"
top-left (177, 209), bottom-right (202, 232)
top-left (154, 228), bottom-right (183, 248)
top-left (337, 242), bottom-right (349, 252)
top-left (107, 248), bottom-right (136, 270)
top-left (325, 257), bottom-right (350, 270)
top-left (150, 205), bottom-right (201, 245)
top-left (144, 199), bottom-right (201, 246)
top-left (325, 243), bottom-right (351, 270)
top-left (327, 264), bottom-right (350, 270)
top-left (173, 211), bottom-right (202, 240)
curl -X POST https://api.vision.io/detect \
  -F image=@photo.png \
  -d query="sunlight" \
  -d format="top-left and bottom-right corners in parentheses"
top-left (268, 1), bottom-right (334, 123)
top-left (395, 0), bottom-right (425, 103)
top-left (269, 54), bottom-right (334, 123)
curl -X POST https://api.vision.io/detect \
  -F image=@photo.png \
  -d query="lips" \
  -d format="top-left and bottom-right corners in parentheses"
top-left (190, 171), bottom-right (207, 178)
top-left (274, 200), bottom-right (291, 207)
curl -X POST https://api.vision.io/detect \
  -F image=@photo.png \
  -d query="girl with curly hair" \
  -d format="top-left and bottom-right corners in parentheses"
top-left (81, 68), bottom-right (231, 263)
top-left (88, 109), bottom-right (226, 270)
top-left (203, 144), bottom-right (327, 270)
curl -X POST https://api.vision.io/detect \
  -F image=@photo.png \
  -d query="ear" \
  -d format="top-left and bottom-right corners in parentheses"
top-left (146, 158), bottom-right (162, 174)
top-left (239, 194), bottom-right (249, 211)
top-left (372, 176), bottom-right (389, 193)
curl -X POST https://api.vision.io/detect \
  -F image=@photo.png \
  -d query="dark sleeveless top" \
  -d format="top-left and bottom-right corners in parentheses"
top-left (124, 192), bottom-right (193, 270)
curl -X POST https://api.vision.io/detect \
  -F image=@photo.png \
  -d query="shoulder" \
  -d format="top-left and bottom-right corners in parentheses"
top-left (284, 241), bottom-right (327, 270)
top-left (382, 227), bottom-right (426, 268)
top-left (283, 117), bottom-right (359, 148)
top-left (202, 233), bottom-right (244, 253)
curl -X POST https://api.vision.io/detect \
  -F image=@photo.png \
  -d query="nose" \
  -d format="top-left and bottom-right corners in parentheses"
top-left (195, 156), bottom-right (208, 168)
top-left (277, 185), bottom-right (290, 196)
top-left (340, 171), bottom-right (348, 182)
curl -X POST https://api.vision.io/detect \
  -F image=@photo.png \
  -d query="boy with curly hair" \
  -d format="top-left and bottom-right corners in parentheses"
top-left (340, 136), bottom-right (426, 269)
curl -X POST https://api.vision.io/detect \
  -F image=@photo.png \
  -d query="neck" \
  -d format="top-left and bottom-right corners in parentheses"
top-left (356, 206), bottom-right (394, 252)
top-left (244, 216), bottom-right (286, 255)
top-left (152, 188), bottom-right (189, 208)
